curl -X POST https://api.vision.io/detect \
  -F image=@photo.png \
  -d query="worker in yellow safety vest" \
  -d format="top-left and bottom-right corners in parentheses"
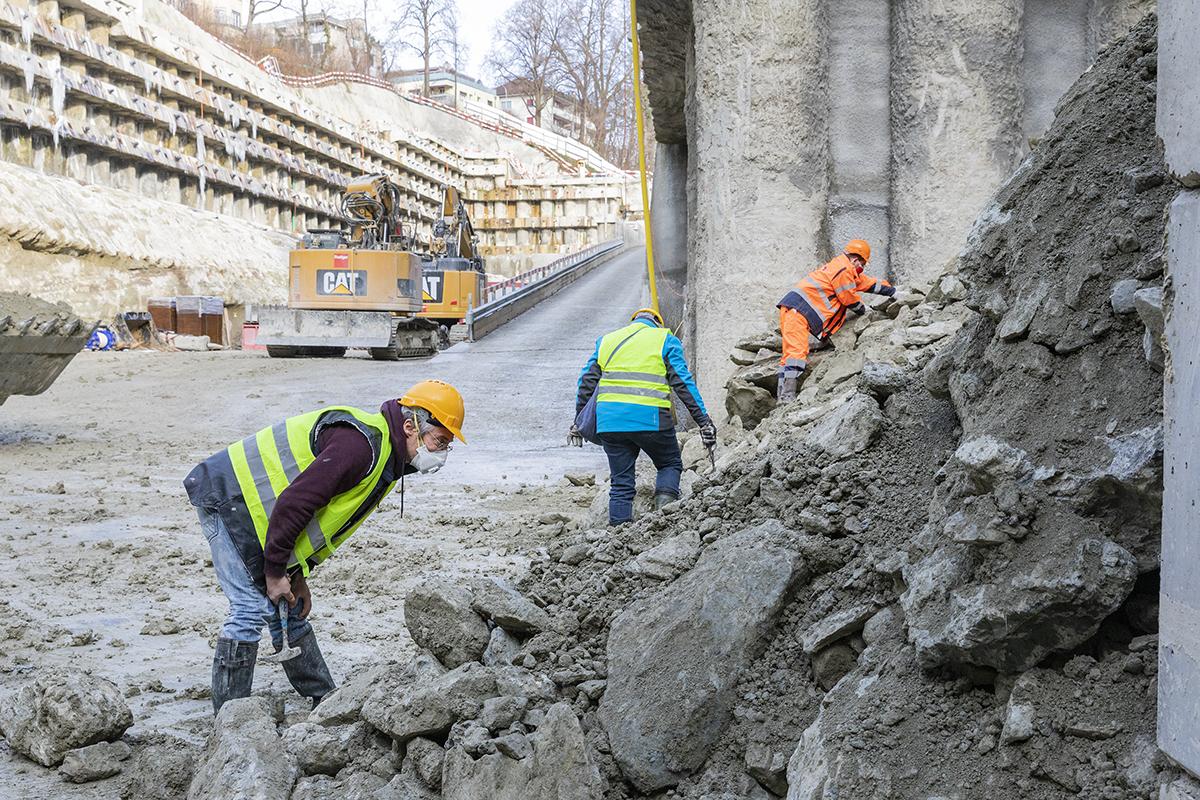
top-left (183, 380), bottom-right (466, 713)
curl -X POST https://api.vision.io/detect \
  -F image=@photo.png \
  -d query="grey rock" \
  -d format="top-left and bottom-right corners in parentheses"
top-left (282, 721), bottom-right (369, 776)
top-left (308, 663), bottom-right (396, 726)
top-left (174, 334), bottom-right (210, 351)
top-left (786, 719), bottom-right (830, 800)
top-left (997, 281), bottom-right (1048, 341)
top-left (482, 627), bottom-right (523, 667)
top-left (899, 319), bottom-right (961, 347)
top-left (494, 731), bottom-right (532, 760)
top-left (119, 738), bottom-right (198, 800)
top-left (564, 471), bottom-right (596, 487)
top-left (405, 578), bottom-right (491, 668)
top-left (861, 605), bottom-right (903, 646)
top-left (0, 669), bottom-right (133, 767)
top-left (627, 531), bottom-right (701, 580)
top-left (405, 736), bottom-right (445, 790)
top-left (798, 509), bottom-right (835, 536)
top-left (291, 772), bottom-right (388, 800)
top-left (725, 378), bottom-right (776, 429)
top-left (903, 538), bottom-right (1138, 672)
top-left (469, 577), bottom-right (554, 636)
top-left (810, 644), bottom-right (858, 691)
top-left (441, 703), bottom-right (603, 800)
top-left (186, 696), bottom-right (298, 800)
top-left (493, 665), bottom-right (557, 701)
top-left (577, 680), bottom-right (606, 700)
top-left (1109, 279), bottom-right (1140, 314)
top-left (447, 719), bottom-right (493, 756)
top-left (1134, 286), bottom-right (1164, 367)
top-left (478, 696), bottom-right (528, 732)
top-left (860, 361), bottom-right (908, 399)
top-left (744, 743), bottom-right (788, 795)
top-left (363, 662), bottom-right (498, 743)
top-left (59, 740), bottom-right (131, 783)
top-left (797, 392), bottom-right (883, 461)
top-left (349, 654), bottom-right (447, 729)
top-left (801, 605), bottom-right (879, 653)
top-left (381, 772), bottom-right (441, 800)
top-left (560, 544), bottom-right (590, 565)
top-left (599, 527), bottom-right (808, 792)
top-left (1001, 702), bottom-right (1035, 744)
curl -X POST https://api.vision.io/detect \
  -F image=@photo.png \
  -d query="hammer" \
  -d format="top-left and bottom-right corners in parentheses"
top-left (260, 600), bottom-right (300, 663)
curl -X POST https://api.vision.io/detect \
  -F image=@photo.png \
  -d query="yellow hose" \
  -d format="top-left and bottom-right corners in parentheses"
top-left (629, 0), bottom-right (659, 316)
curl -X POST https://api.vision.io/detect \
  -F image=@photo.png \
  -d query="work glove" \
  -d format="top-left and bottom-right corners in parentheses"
top-left (849, 302), bottom-right (867, 316)
top-left (699, 421), bottom-right (718, 448)
top-left (567, 425), bottom-right (584, 448)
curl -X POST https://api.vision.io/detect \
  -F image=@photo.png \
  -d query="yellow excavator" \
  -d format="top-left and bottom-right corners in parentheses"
top-left (257, 175), bottom-right (486, 360)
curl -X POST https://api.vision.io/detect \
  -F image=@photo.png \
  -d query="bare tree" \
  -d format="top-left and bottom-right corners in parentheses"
top-left (488, 0), bottom-right (565, 127)
top-left (445, 7), bottom-right (467, 107)
top-left (389, 0), bottom-right (455, 96)
top-left (553, 0), bottom-right (628, 151)
top-left (244, 0), bottom-right (286, 33)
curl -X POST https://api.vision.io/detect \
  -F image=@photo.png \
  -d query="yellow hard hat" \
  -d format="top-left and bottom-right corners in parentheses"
top-left (845, 239), bottom-right (871, 261)
top-left (630, 307), bottom-right (664, 327)
top-left (400, 379), bottom-right (466, 443)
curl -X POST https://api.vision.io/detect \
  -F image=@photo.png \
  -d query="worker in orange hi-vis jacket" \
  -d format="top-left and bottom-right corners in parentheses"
top-left (774, 240), bottom-right (897, 402)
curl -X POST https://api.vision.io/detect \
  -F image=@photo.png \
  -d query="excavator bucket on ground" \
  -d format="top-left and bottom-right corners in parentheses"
top-left (0, 292), bottom-right (95, 407)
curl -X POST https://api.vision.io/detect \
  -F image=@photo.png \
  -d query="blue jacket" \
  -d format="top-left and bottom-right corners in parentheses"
top-left (576, 318), bottom-right (710, 433)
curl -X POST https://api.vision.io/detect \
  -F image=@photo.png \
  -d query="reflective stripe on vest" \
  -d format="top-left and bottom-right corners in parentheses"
top-left (226, 406), bottom-right (395, 576)
top-left (596, 323), bottom-right (671, 409)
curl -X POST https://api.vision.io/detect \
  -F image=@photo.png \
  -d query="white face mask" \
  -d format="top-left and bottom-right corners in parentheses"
top-left (410, 444), bottom-right (448, 474)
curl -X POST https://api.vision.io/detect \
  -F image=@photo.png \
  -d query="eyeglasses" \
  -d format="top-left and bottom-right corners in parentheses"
top-left (423, 429), bottom-right (453, 453)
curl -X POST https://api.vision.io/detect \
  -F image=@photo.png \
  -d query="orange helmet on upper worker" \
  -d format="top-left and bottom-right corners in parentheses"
top-left (774, 240), bottom-right (896, 402)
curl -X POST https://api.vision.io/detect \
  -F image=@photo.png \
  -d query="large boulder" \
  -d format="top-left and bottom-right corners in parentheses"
top-left (186, 696), bottom-right (298, 800)
top-left (441, 703), bottom-right (603, 800)
top-left (120, 737), bottom-right (199, 800)
top-left (795, 392), bottom-right (883, 461)
top-left (468, 577), bottom-right (553, 636)
top-left (59, 740), bottom-right (132, 783)
top-left (405, 578), bottom-right (491, 668)
top-left (282, 721), bottom-right (370, 776)
top-left (362, 662), bottom-right (498, 743)
top-left (599, 525), bottom-right (810, 791)
top-left (313, 653), bottom-right (446, 727)
top-left (0, 669), bottom-right (133, 767)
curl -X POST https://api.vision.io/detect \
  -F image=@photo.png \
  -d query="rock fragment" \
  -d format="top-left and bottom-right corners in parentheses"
top-left (0, 669), bottom-right (133, 767)
top-left (404, 578), bottom-right (490, 668)
top-left (468, 577), bottom-right (553, 635)
top-left (186, 696), bottom-right (297, 800)
top-left (59, 740), bottom-right (132, 783)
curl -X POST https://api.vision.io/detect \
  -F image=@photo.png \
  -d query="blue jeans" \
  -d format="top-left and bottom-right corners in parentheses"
top-left (199, 507), bottom-right (310, 646)
top-left (600, 430), bottom-right (683, 524)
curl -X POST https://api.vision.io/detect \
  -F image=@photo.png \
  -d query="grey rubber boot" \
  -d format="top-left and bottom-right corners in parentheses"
top-left (653, 492), bottom-right (677, 511)
top-left (777, 371), bottom-right (799, 403)
top-left (280, 631), bottom-right (336, 707)
top-left (212, 637), bottom-right (258, 715)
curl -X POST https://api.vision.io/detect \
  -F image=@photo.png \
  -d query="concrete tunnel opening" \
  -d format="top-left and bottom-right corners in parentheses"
top-left (0, 0), bottom-right (1198, 797)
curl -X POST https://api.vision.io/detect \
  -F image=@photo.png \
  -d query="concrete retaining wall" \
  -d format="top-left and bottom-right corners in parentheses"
top-left (1158, 0), bottom-right (1200, 781)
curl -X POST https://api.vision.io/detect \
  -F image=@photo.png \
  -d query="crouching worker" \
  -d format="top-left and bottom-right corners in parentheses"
top-left (183, 380), bottom-right (466, 713)
top-left (571, 308), bottom-right (716, 525)
top-left (775, 239), bottom-right (897, 402)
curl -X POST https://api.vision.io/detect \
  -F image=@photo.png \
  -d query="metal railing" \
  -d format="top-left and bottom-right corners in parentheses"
top-left (467, 239), bottom-right (625, 341)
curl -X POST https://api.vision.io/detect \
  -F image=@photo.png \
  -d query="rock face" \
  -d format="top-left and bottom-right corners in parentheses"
top-left (441, 703), bottom-right (603, 800)
top-left (0, 669), bottom-right (133, 767)
top-left (405, 579), bottom-right (491, 668)
top-left (186, 696), bottom-right (297, 800)
top-left (599, 525), bottom-right (808, 791)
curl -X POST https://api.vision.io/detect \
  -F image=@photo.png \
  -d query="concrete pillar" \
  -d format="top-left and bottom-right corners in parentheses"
top-left (688, 0), bottom-right (829, 405)
top-left (650, 141), bottom-right (688, 330)
top-left (1159, 0), bottom-right (1200, 781)
top-left (35, 0), bottom-right (60, 24)
top-left (61, 8), bottom-right (85, 32)
top-left (890, 0), bottom-right (1024, 288)
top-left (1022, 0), bottom-right (1091, 142)
top-left (826, 0), bottom-right (891, 277)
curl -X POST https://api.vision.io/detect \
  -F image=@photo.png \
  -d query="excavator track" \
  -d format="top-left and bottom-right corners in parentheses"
top-left (0, 292), bottom-right (96, 407)
top-left (369, 318), bottom-right (442, 361)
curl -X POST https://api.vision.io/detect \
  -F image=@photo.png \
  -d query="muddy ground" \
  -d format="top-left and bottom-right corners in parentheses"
top-left (0, 249), bottom-right (647, 798)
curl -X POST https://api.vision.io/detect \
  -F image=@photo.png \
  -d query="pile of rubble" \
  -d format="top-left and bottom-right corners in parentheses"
top-left (0, 14), bottom-right (1188, 800)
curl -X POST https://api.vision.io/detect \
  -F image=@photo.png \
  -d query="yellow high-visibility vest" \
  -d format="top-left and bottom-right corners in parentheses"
top-left (225, 406), bottom-right (396, 576)
top-left (596, 323), bottom-right (671, 409)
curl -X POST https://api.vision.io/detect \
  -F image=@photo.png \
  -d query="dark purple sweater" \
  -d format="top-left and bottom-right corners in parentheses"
top-left (263, 401), bottom-right (410, 579)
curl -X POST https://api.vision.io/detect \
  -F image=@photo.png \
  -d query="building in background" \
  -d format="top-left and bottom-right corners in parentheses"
top-left (495, 79), bottom-right (596, 142)
top-left (252, 13), bottom-right (382, 75)
top-left (388, 67), bottom-right (499, 109)
top-left (168, 0), bottom-right (247, 29)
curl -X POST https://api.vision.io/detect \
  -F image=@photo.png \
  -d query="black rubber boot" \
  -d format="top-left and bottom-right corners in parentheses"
top-left (653, 491), bottom-right (677, 511)
top-left (280, 631), bottom-right (337, 707)
top-left (212, 637), bottom-right (258, 715)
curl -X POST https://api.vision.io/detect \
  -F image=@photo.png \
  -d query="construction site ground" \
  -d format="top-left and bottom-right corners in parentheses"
top-left (0, 247), bottom-right (647, 799)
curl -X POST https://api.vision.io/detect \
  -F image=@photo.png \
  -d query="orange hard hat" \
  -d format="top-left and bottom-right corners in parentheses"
top-left (630, 307), bottom-right (664, 327)
top-left (400, 379), bottom-right (466, 443)
top-left (844, 240), bottom-right (871, 261)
